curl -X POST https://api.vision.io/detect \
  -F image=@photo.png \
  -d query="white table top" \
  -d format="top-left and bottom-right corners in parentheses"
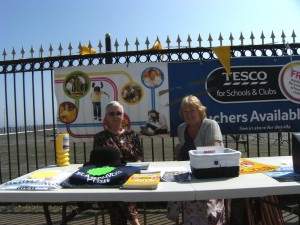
top-left (0, 156), bottom-right (298, 203)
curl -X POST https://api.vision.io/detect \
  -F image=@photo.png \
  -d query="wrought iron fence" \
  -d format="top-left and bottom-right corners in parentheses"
top-left (0, 31), bottom-right (299, 184)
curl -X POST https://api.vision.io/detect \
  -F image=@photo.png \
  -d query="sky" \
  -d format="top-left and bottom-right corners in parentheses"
top-left (1, 0), bottom-right (300, 127)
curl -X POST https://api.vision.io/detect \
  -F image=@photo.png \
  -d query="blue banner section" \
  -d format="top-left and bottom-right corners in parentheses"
top-left (168, 56), bottom-right (300, 136)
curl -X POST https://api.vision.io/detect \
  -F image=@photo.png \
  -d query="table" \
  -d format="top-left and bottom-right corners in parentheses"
top-left (0, 156), bottom-right (299, 202)
top-left (0, 156), bottom-right (299, 224)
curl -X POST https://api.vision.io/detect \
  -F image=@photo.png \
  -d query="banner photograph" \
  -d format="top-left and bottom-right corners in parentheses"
top-left (55, 63), bottom-right (170, 141)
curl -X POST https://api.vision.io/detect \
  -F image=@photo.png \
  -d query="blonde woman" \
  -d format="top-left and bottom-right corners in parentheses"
top-left (168, 95), bottom-right (225, 225)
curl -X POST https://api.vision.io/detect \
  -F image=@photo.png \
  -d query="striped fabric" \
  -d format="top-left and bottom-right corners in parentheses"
top-left (243, 196), bottom-right (284, 225)
top-left (259, 196), bottom-right (284, 225)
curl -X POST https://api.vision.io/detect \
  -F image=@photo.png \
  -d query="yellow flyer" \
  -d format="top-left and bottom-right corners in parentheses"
top-left (240, 158), bottom-right (280, 174)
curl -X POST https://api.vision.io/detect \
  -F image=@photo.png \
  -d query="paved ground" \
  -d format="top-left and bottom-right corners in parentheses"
top-left (0, 201), bottom-right (299, 225)
top-left (0, 204), bottom-right (178, 225)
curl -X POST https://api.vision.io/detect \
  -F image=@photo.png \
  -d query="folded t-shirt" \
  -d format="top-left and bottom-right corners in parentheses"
top-left (61, 165), bottom-right (140, 188)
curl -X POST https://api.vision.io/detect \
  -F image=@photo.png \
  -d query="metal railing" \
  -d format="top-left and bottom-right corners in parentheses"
top-left (0, 31), bottom-right (299, 184)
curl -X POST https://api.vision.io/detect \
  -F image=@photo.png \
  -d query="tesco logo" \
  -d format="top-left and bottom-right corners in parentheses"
top-left (223, 71), bottom-right (268, 82)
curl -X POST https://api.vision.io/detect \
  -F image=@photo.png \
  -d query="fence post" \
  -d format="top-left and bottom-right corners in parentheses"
top-left (105, 33), bottom-right (112, 64)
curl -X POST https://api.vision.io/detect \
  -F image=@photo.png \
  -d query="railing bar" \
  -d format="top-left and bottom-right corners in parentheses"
top-left (288, 133), bottom-right (291, 155)
top-left (278, 132), bottom-right (282, 156)
top-left (172, 137), bottom-right (175, 160)
top-left (31, 68), bottom-right (39, 169)
top-left (4, 71), bottom-right (12, 180)
top-left (256, 134), bottom-right (260, 157)
top-left (140, 138), bottom-right (144, 161)
top-left (224, 135), bottom-right (228, 148)
top-left (73, 142), bottom-right (77, 164)
top-left (235, 134), bottom-right (239, 151)
top-left (83, 142), bottom-right (87, 164)
top-left (151, 138), bottom-right (154, 161)
top-left (50, 69), bottom-right (57, 162)
top-left (22, 70), bottom-right (30, 173)
top-left (267, 133), bottom-right (271, 156)
top-left (40, 69), bottom-right (47, 165)
top-left (13, 71), bottom-right (21, 176)
top-left (162, 137), bottom-right (165, 161)
top-left (246, 134), bottom-right (250, 158)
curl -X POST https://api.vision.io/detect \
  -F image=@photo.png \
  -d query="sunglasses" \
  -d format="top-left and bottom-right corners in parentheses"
top-left (107, 111), bottom-right (123, 117)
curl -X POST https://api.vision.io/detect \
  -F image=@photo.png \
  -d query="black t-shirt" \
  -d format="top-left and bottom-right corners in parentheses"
top-left (61, 165), bottom-right (140, 188)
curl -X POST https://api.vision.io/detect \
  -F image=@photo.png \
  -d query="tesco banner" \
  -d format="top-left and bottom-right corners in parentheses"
top-left (168, 56), bottom-right (300, 135)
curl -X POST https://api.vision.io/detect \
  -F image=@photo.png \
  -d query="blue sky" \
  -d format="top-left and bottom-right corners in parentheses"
top-left (0, 0), bottom-right (300, 127)
top-left (1, 0), bottom-right (300, 58)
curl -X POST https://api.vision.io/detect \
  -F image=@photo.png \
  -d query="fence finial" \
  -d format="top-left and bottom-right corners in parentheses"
top-left (177, 35), bottom-right (182, 49)
top-left (250, 32), bottom-right (255, 45)
top-left (39, 45), bottom-right (44, 58)
top-left (135, 37), bottom-right (140, 51)
top-left (21, 47), bottom-right (25, 58)
top-left (260, 31), bottom-right (265, 45)
top-left (187, 34), bottom-right (192, 48)
top-left (114, 39), bottom-right (119, 52)
top-left (30, 46), bottom-right (34, 58)
top-left (78, 42), bottom-right (82, 54)
top-left (197, 34), bottom-right (202, 47)
top-left (239, 32), bottom-right (244, 46)
top-left (125, 38), bottom-right (129, 52)
top-left (218, 33), bottom-right (223, 46)
top-left (98, 40), bottom-right (103, 53)
top-left (88, 41), bottom-right (93, 50)
top-left (145, 37), bottom-right (150, 50)
top-left (281, 30), bottom-right (286, 44)
top-left (166, 36), bottom-right (171, 49)
top-left (12, 48), bottom-right (16, 60)
top-left (270, 31), bottom-right (275, 45)
top-left (229, 33), bottom-right (234, 46)
top-left (292, 30), bottom-right (296, 44)
top-left (58, 43), bottom-right (63, 56)
top-left (49, 44), bottom-right (53, 57)
top-left (2, 48), bottom-right (7, 61)
top-left (208, 33), bottom-right (213, 47)
top-left (68, 43), bottom-right (72, 55)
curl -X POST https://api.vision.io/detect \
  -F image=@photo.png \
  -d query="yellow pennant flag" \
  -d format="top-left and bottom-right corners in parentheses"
top-left (150, 40), bottom-right (163, 50)
top-left (80, 45), bottom-right (96, 55)
top-left (211, 46), bottom-right (231, 75)
top-left (150, 40), bottom-right (164, 59)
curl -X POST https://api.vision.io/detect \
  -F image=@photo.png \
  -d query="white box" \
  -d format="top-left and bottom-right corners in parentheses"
top-left (189, 146), bottom-right (241, 178)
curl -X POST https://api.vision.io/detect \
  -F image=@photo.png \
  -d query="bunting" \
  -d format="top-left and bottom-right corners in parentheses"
top-left (211, 46), bottom-right (231, 74)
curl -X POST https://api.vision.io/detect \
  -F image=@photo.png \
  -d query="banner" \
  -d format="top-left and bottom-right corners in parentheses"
top-left (55, 63), bottom-right (170, 141)
top-left (55, 56), bottom-right (300, 141)
top-left (168, 56), bottom-right (300, 135)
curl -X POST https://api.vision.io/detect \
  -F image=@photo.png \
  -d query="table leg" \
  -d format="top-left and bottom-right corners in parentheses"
top-left (62, 203), bottom-right (67, 222)
top-left (42, 203), bottom-right (52, 225)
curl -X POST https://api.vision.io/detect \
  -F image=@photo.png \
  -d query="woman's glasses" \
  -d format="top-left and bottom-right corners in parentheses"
top-left (107, 111), bottom-right (123, 117)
